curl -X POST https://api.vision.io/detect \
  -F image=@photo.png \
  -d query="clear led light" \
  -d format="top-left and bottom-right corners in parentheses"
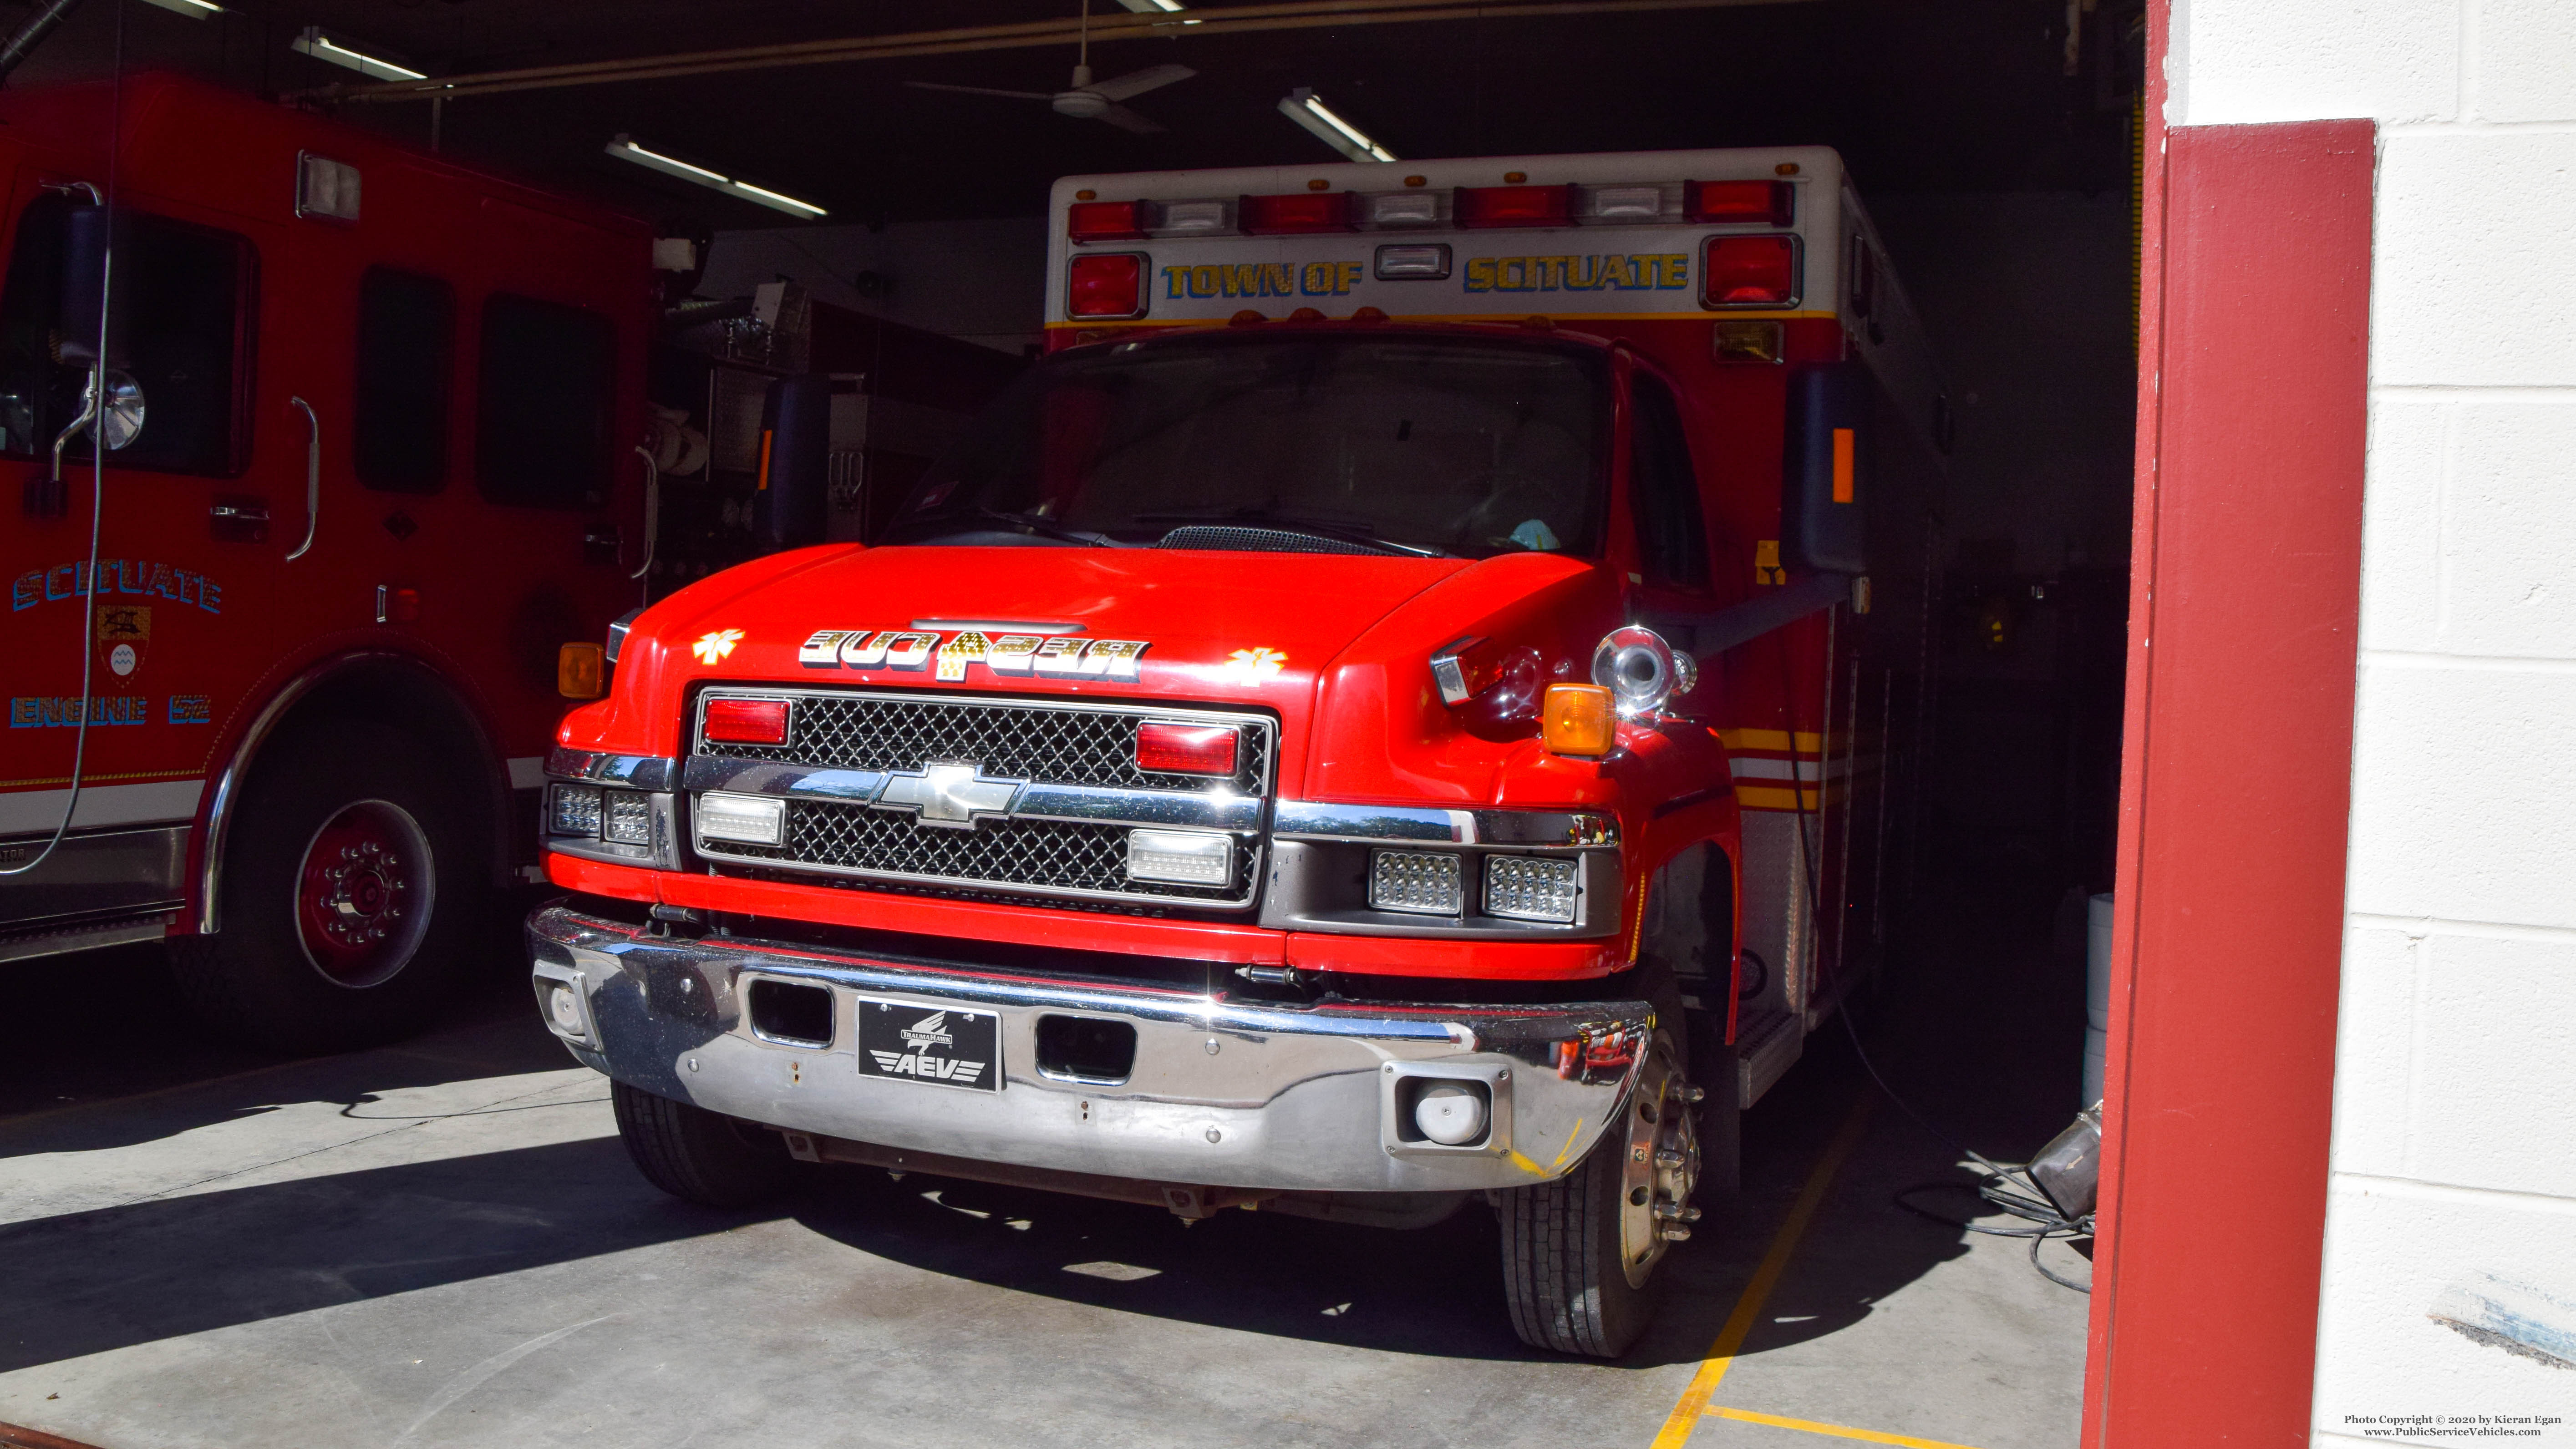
top-left (1158, 199), bottom-right (1229, 232)
top-left (1127, 829), bottom-right (1234, 887)
top-left (603, 791), bottom-right (654, 846)
top-left (1374, 243), bottom-right (1451, 280)
top-left (697, 791), bottom-right (786, 846)
top-left (1370, 191), bottom-right (1440, 226)
top-left (1588, 184), bottom-right (1665, 220)
top-left (1484, 855), bottom-right (1580, 923)
top-left (1371, 850), bottom-right (1464, 915)
top-left (549, 784), bottom-right (603, 838)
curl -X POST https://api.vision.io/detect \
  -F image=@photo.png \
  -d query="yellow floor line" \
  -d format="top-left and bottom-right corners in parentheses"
top-left (1647, 1095), bottom-right (1875, 1449)
top-left (1705, 1406), bottom-right (1988, 1449)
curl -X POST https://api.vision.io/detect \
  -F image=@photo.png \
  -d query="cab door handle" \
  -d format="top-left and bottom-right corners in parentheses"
top-left (285, 396), bottom-right (319, 560)
top-left (209, 496), bottom-right (270, 542)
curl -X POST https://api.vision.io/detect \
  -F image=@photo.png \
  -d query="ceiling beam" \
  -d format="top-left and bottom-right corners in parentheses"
top-left (295, 0), bottom-right (1816, 104)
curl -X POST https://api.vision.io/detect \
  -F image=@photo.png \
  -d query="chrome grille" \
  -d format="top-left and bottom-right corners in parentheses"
top-left (716, 800), bottom-right (1258, 905)
top-left (691, 688), bottom-right (1273, 910)
top-left (712, 692), bottom-right (1270, 796)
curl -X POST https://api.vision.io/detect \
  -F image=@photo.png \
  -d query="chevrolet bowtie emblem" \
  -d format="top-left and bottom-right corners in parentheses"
top-left (874, 762), bottom-right (1023, 828)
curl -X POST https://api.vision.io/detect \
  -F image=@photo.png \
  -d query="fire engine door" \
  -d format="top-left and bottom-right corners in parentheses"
top-left (0, 174), bottom-right (285, 835)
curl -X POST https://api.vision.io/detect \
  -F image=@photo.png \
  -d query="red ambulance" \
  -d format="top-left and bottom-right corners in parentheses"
top-left (1, 76), bottom-right (655, 1049)
top-left (530, 146), bottom-right (1948, 1355)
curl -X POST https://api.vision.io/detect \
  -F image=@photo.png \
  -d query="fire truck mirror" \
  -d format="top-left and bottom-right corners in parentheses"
top-left (754, 373), bottom-right (831, 552)
top-left (56, 201), bottom-right (117, 367)
top-left (1780, 363), bottom-right (1869, 576)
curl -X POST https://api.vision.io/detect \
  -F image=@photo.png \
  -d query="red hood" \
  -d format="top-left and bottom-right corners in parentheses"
top-left (655, 542), bottom-right (1466, 685)
top-left (572, 542), bottom-right (1618, 804)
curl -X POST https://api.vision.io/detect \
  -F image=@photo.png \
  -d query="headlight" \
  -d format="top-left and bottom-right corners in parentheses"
top-left (549, 783), bottom-right (603, 836)
top-left (1370, 850), bottom-right (1464, 915)
top-left (602, 790), bottom-right (655, 846)
top-left (1126, 828), bottom-right (1234, 886)
top-left (697, 791), bottom-right (787, 846)
top-left (1483, 855), bottom-right (1579, 923)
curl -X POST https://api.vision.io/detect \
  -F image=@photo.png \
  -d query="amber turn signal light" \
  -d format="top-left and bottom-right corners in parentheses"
top-left (557, 643), bottom-right (605, 700)
top-left (1541, 684), bottom-right (1615, 757)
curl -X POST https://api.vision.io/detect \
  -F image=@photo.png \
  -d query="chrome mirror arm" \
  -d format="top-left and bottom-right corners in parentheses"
top-left (48, 376), bottom-right (98, 486)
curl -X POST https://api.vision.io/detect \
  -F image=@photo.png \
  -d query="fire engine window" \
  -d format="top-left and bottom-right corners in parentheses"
top-left (893, 333), bottom-right (1607, 559)
top-left (0, 196), bottom-right (250, 476)
top-left (475, 293), bottom-right (614, 509)
top-left (355, 269), bottom-right (453, 494)
top-left (1627, 373), bottom-right (1710, 591)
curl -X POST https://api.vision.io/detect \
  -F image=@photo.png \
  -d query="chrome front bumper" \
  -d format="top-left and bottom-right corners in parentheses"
top-left (527, 902), bottom-right (1653, 1194)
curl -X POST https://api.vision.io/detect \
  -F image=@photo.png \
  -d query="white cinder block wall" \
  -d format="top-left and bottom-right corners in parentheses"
top-left (2170, 3), bottom-right (2576, 1442)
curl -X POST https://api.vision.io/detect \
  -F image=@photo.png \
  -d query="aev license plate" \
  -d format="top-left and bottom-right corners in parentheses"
top-left (856, 998), bottom-right (1002, 1092)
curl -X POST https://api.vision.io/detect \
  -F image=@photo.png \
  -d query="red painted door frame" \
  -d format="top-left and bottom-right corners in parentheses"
top-left (2082, 5), bottom-right (2376, 1442)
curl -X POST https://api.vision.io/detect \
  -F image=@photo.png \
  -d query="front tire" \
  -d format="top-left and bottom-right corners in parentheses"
top-left (171, 720), bottom-right (488, 1054)
top-left (1499, 1028), bottom-right (1702, 1357)
top-left (611, 1081), bottom-right (793, 1207)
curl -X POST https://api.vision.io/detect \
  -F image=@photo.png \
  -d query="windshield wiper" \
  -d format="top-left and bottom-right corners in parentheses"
top-left (1134, 510), bottom-right (1453, 559)
top-left (889, 506), bottom-right (1120, 547)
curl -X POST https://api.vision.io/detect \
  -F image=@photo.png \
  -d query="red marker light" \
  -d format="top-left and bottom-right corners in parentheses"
top-left (1067, 253), bottom-right (1146, 319)
top-left (1686, 180), bottom-right (1795, 227)
top-left (1136, 721), bottom-right (1240, 776)
top-left (1240, 191), bottom-right (1355, 235)
top-left (1067, 199), bottom-right (1148, 242)
top-left (1702, 235), bottom-right (1800, 307)
top-left (1453, 183), bottom-right (1575, 229)
top-left (704, 698), bottom-right (790, 746)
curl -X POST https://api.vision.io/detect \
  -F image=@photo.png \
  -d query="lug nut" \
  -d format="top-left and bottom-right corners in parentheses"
top-left (1680, 1084), bottom-right (1707, 1104)
top-left (1653, 1202), bottom-right (1702, 1223)
top-left (1656, 1148), bottom-right (1689, 1165)
top-left (1659, 1224), bottom-right (1694, 1242)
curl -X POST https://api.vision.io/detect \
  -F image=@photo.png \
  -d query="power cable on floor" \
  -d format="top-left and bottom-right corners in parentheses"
top-left (1772, 616), bottom-right (2093, 1292)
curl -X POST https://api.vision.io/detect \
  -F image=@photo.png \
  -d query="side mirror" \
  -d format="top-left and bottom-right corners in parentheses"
top-left (56, 200), bottom-right (113, 366)
top-left (753, 373), bottom-right (830, 552)
top-left (1781, 363), bottom-right (1869, 575)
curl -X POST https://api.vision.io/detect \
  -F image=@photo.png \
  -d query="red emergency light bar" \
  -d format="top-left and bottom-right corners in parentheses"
top-left (1067, 199), bottom-right (1149, 242)
top-left (705, 698), bottom-right (791, 746)
top-left (1240, 191), bottom-right (1355, 235)
top-left (1702, 235), bottom-right (1800, 308)
top-left (1068, 253), bottom-right (1146, 318)
top-left (1687, 180), bottom-right (1795, 228)
top-left (1135, 721), bottom-right (1240, 776)
top-left (1454, 183), bottom-right (1575, 229)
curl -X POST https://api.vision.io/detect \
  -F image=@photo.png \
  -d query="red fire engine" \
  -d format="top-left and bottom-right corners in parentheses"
top-left (0, 76), bottom-right (656, 1047)
top-left (530, 147), bottom-right (1947, 1355)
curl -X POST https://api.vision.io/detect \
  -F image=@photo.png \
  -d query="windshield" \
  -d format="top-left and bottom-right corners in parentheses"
top-left (887, 332), bottom-right (1610, 557)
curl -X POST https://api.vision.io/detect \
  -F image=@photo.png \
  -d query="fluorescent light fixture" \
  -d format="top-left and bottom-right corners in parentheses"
top-left (606, 136), bottom-right (829, 219)
top-left (1115, 0), bottom-right (1187, 9)
top-left (139, 0), bottom-right (222, 18)
top-left (1279, 87), bottom-right (1396, 164)
top-left (292, 26), bottom-right (426, 82)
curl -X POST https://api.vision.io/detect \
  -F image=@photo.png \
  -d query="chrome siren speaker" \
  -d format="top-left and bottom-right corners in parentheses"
top-left (1591, 626), bottom-right (1696, 719)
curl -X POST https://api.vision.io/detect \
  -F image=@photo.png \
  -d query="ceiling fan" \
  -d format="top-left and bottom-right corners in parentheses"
top-left (904, 1), bottom-right (1195, 134)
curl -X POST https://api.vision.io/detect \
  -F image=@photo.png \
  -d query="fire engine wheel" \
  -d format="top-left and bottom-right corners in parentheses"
top-left (1499, 1027), bottom-right (1702, 1358)
top-left (170, 721), bottom-right (487, 1054)
top-left (610, 1080), bottom-right (794, 1208)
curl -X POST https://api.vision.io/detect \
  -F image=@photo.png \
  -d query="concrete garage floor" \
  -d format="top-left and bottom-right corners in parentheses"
top-left (0, 904), bottom-right (2089, 1449)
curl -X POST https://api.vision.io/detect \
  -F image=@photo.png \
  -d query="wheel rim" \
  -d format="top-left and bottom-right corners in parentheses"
top-left (294, 798), bottom-right (435, 989)
top-left (1617, 1037), bottom-right (1701, 1288)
